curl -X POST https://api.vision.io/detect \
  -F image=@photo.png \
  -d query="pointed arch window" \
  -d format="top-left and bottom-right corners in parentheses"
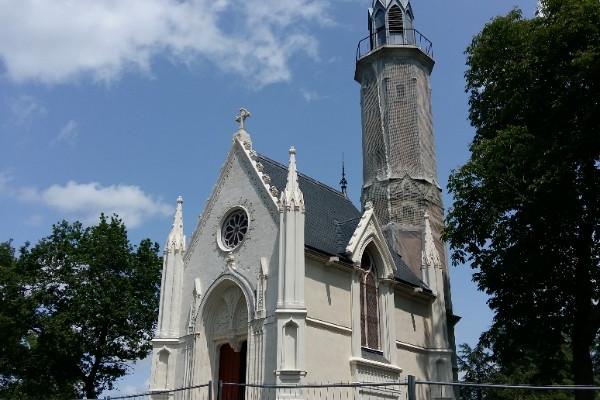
top-left (388, 5), bottom-right (404, 34)
top-left (360, 251), bottom-right (380, 349)
top-left (388, 5), bottom-right (404, 45)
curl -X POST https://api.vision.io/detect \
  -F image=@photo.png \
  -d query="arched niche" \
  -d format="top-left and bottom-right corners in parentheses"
top-left (156, 348), bottom-right (170, 389)
top-left (282, 320), bottom-right (299, 370)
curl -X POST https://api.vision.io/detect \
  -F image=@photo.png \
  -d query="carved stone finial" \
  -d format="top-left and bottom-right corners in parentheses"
top-left (167, 196), bottom-right (185, 252)
top-left (280, 145), bottom-right (305, 211)
top-left (365, 201), bottom-right (373, 211)
top-left (235, 107), bottom-right (251, 130)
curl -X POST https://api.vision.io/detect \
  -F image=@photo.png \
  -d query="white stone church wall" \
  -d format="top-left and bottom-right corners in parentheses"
top-left (305, 258), bottom-right (352, 328)
top-left (304, 257), bottom-right (354, 383)
top-left (305, 324), bottom-right (353, 383)
top-left (176, 143), bottom-right (281, 388)
top-left (393, 290), bottom-right (432, 349)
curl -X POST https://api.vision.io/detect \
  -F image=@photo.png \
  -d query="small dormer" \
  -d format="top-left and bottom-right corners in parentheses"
top-left (367, 0), bottom-right (415, 48)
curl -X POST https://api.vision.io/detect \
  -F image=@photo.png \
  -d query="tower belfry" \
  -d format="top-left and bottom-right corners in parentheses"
top-left (355, 0), bottom-right (443, 275)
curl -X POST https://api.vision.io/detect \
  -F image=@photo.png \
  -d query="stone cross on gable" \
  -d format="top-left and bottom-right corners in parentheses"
top-left (235, 107), bottom-right (251, 130)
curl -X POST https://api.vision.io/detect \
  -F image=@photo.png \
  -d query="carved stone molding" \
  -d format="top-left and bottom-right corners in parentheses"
top-left (350, 357), bottom-right (402, 383)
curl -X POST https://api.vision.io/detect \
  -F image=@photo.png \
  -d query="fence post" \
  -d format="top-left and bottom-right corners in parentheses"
top-left (208, 380), bottom-right (212, 400)
top-left (408, 375), bottom-right (416, 400)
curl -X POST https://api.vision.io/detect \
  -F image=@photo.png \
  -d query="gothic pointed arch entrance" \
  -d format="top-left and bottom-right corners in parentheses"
top-left (200, 277), bottom-right (251, 400)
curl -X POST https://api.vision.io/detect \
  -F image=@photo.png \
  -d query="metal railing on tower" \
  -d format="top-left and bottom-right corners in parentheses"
top-left (356, 29), bottom-right (434, 60)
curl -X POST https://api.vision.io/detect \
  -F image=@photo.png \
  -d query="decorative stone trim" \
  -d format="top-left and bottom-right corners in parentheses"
top-left (151, 338), bottom-right (182, 345)
top-left (345, 202), bottom-right (396, 279)
top-left (395, 340), bottom-right (454, 354)
top-left (350, 356), bottom-right (402, 382)
top-left (234, 133), bottom-right (279, 206)
top-left (275, 370), bottom-right (308, 376)
top-left (275, 309), bottom-right (308, 315)
top-left (306, 317), bottom-right (352, 335)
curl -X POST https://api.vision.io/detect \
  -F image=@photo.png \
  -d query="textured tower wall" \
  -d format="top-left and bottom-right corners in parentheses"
top-left (360, 52), bottom-right (439, 185)
top-left (357, 48), bottom-right (446, 277)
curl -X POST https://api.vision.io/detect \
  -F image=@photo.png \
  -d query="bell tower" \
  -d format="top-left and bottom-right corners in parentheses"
top-left (355, 0), bottom-right (443, 276)
top-left (355, 0), bottom-right (458, 378)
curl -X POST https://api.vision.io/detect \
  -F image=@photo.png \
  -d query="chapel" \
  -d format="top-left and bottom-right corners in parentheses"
top-left (149, 1), bottom-right (458, 399)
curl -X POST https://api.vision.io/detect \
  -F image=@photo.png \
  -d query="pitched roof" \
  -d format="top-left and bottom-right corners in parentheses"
top-left (257, 154), bottom-right (425, 289)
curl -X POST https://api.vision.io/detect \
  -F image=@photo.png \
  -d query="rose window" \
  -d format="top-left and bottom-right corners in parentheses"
top-left (221, 209), bottom-right (248, 250)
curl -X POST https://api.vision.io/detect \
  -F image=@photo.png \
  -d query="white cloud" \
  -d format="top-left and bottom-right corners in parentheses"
top-left (54, 120), bottom-right (79, 145)
top-left (7, 95), bottom-right (47, 127)
top-left (0, 173), bottom-right (171, 228)
top-left (300, 88), bottom-right (325, 102)
top-left (0, 0), bottom-right (334, 87)
top-left (39, 181), bottom-right (172, 228)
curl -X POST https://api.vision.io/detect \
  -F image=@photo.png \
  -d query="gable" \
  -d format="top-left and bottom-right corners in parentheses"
top-left (181, 138), bottom-right (281, 329)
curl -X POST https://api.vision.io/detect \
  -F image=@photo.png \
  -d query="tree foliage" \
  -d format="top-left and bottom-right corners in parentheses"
top-left (0, 215), bottom-right (162, 399)
top-left (458, 342), bottom-right (573, 400)
top-left (445, 0), bottom-right (600, 398)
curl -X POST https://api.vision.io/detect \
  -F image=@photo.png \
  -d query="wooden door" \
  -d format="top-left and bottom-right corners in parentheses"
top-left (218, 342), bottom-right (247, 400)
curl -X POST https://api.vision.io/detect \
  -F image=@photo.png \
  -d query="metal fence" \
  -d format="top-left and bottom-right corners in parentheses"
top-left (102, 378), bottom-right (600, 400)
top-left (104, 383), bottom-right (211, 400)
top-left (104, 381), bottom-right (407, 400)
top-left (413, 378), bottom-right (600, 400)
top-left (220, 382), bottom-right (406, 400)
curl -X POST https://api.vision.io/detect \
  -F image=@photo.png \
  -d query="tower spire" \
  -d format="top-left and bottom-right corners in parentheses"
top-left (339, 153), bottom-right (348, 197)
top-left (157, 196), bottom-right (185, 339)
top-left (281, 146), bottom-right (305, 210)
top-left (167, 196), bottom-right (185, 253)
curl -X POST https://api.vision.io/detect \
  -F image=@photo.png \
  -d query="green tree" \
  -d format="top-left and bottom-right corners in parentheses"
top-left (457, 342), bottom-right (572, 400)
top-left (0, 215), bottom-right (162, 399)
top-left (445, 0), bottom-right (600, 398)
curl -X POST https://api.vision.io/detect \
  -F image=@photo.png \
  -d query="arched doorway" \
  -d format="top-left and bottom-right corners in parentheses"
top-left (201, 279), bottom-right (250, 400)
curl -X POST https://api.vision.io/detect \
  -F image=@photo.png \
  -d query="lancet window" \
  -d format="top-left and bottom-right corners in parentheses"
top-left (388, 5), bottom-right (404, 34)
top-left (359, 251), bottom-right (380, 349)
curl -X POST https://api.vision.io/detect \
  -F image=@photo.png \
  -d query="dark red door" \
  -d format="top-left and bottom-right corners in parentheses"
top-left (218, 342), bottom-right (247, 400)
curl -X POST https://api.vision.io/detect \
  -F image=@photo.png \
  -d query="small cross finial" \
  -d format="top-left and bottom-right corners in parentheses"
top-left (235, 107), bottom-right (251, 130)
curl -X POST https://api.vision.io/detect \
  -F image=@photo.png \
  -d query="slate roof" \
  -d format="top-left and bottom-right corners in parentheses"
top-left (257, 154), bottom-right (425, 289)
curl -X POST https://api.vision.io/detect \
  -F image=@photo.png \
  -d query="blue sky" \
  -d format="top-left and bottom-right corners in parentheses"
top-left (0, 0), bottom-right (537, 395)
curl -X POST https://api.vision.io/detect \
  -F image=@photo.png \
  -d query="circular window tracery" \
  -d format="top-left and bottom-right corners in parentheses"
top-left (221, 209), bottom-right (248, 250)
